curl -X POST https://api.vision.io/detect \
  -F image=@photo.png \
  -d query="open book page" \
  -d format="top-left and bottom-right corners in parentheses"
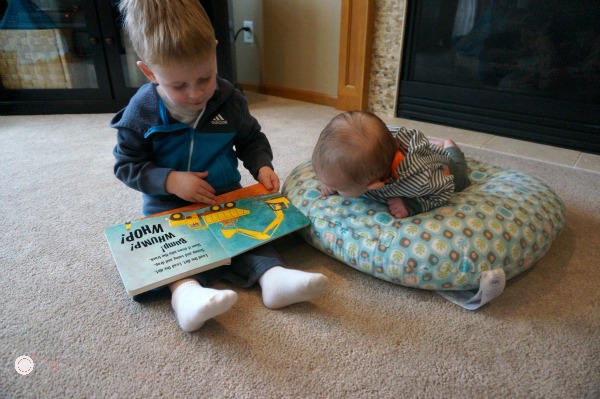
top-left (206, 195), bottom-right (309, 257)
top-left (105, 214), bottom-right (231, 295)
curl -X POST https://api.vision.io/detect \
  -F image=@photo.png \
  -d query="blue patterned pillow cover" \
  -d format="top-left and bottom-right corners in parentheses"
top-left (282, 158), bottom-right (566, 290)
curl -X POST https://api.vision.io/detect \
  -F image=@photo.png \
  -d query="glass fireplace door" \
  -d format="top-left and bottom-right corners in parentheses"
top-left (398, 0), bottom-right (600, 154)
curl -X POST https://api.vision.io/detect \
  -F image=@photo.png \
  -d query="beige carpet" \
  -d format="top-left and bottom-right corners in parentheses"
top-left (2, 94), bottom-right (599, 398)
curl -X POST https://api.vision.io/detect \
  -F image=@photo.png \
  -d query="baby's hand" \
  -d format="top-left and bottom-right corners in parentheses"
top-left (388, 197), bottom-right (409, 218)
top-left (319, 184), bottom-right (337, 197)
top-left (165, 171), bottom-right (216, 205)
top-left (258, 166), bottom-right (280, 191)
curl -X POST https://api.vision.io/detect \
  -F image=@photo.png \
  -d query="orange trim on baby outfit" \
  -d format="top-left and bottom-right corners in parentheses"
top-left (388, 149), bottom-right (450, 181)
top-left (389, 150), bottom-right (406, 180)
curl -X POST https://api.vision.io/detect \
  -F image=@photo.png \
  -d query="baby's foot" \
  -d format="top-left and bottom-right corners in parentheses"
top-left (259, 266), bottom-right (329, 309)
top-left (171, 281), bottom-right (238, 332)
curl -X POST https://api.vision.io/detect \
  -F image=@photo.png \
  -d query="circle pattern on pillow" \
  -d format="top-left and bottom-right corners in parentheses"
top-left (282, 158), bottom-right (566, 290)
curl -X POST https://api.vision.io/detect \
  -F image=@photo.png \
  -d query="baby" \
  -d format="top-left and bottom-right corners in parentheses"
top-left (312, 111), bottom-right (470, 218)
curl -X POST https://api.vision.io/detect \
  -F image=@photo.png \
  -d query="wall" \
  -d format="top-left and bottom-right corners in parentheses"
top-left (232, 0), bottom-right (405, 116)
top-left (232, 0), bottom-right (341, 98)
top-left (231, 0), bottom-right (262, 84)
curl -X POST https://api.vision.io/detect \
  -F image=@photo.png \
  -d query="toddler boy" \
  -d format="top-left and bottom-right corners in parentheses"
top-left (111, 0), bottom-right (327, 332)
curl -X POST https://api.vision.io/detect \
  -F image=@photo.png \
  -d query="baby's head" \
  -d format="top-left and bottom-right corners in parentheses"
top-left (312, 111), bottom-right (396, 197)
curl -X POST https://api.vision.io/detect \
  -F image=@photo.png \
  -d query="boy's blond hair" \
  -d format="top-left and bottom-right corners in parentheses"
top-left (312, 112), bottom-right (396, 187)
top-left (119, 0), bottom-right (216, 66)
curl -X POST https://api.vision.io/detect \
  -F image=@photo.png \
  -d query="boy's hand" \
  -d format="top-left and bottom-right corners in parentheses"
top-left (319, 184), bottom-right (337, 197)
top-left (258, 166), bottom-right (280, 192)
top-left (388, 197), bottom-right (409, 218)
top-left (165, 171), bottom-right (216, 205)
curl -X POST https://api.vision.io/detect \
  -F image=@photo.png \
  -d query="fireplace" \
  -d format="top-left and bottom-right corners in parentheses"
top-left (396, 0), bottom-right (600, 154)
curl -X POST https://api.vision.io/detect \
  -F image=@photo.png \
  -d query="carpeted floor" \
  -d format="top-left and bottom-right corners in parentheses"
top-left (1, 93), bottom-right (599, 398)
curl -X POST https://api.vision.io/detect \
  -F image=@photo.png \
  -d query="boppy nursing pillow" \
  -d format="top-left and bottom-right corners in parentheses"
top-left (281, 158), bottom-right (565, 291)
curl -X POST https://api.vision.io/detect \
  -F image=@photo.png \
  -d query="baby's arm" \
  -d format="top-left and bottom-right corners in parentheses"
top-left (388, 197), bottom-right (409, 218)
top-left (165, 171), bottom-right (217, 205)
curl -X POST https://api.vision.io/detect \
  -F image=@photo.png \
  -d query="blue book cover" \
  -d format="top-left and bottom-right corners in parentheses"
top-left (105, 193), bottom-right (310, 295)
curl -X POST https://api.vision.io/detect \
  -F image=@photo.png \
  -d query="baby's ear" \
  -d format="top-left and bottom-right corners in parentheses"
top-left (367, 180), bottom-right (385, 190)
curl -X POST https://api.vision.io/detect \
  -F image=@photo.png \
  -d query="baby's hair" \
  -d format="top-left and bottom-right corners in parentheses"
top-left (312, 111), bottom-right (396, 186)
top-left (119, 0), bottom-right (216, 67)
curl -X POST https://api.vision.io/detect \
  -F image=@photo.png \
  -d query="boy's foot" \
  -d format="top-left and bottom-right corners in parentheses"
top-left (259, 266), bottom-right (329, 309)
top-left (171, 281), bottom-right (238, 332)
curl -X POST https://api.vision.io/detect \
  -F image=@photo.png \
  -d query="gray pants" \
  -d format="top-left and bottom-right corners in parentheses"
top-left (446, 146), bottom-right (470, 192)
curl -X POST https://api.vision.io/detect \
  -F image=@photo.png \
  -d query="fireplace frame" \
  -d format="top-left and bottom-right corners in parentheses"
top-left (396, 0), bottom-right (600, 155)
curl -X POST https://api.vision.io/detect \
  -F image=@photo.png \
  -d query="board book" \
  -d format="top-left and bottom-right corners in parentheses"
top-left (105, 185), bottom-right (310, 295)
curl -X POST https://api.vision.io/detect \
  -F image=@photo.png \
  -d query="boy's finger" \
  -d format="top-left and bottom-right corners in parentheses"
top-left (192, 171), bottom-right (210, 178)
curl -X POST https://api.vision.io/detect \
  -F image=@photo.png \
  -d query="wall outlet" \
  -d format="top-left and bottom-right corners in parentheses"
top-left (243, 20), bottom-right (254, 44)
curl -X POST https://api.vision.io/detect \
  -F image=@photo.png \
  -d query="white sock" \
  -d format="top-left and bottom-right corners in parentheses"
top-left (259, 266), bottom-right (329, 309)
top-left (171, 280), bottom-right (238, 332)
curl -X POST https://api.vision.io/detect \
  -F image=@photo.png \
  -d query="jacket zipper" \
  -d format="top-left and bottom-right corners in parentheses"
top-left (187, 111), bottom-right (204, 171)
top-left (187, 130), bottom-right (194, 171)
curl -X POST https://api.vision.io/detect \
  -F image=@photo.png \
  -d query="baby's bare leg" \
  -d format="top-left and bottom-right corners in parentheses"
top-left (429, 138), bottom-right (457, 149)
top-left (388, 197), bottom-right (409, 218)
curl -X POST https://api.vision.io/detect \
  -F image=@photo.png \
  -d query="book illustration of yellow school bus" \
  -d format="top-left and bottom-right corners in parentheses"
top-left (167, 196), bottom-right (290, 241)
top-left (167, 202), bottom-right (248, 230)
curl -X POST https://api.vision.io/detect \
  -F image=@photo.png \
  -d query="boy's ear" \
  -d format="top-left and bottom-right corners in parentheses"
top-left (367, 180), bottom-right (385, 190)
top-left (137, 61), bottom-right (158, 84)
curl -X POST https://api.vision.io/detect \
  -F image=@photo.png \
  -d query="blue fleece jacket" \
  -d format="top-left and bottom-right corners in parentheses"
top-left (110, 78), bottom-right (274, 215)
